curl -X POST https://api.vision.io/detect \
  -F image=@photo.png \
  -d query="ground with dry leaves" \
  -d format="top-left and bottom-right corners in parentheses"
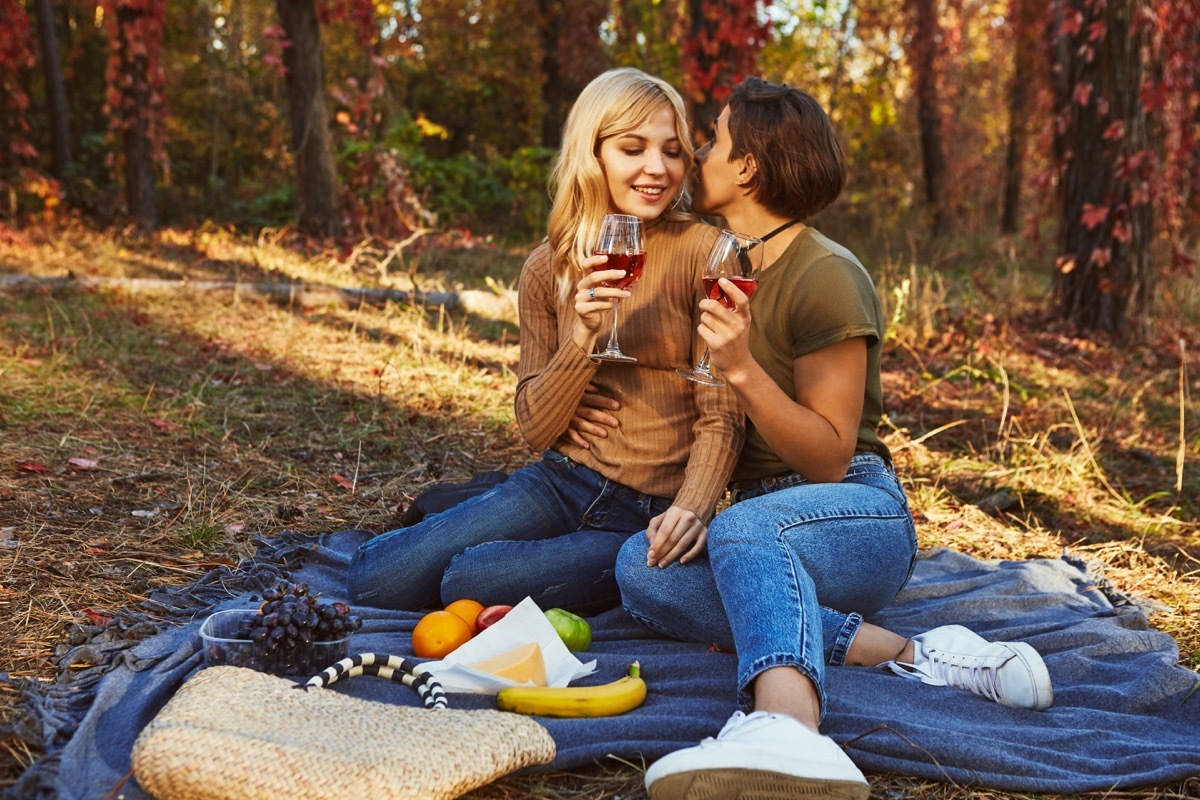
top-left (1, 222), bottom-right (1197, 799)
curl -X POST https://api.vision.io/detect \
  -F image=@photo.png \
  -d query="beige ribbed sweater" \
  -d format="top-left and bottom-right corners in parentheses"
top-left (514, 218), bottom-right (744, 522)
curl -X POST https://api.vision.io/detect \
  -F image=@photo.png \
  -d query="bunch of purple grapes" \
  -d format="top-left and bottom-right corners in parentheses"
top-left (215, 581), bottom-right (362, 675)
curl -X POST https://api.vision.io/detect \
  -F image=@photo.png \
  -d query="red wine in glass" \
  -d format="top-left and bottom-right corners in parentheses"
top-left (594, 252), bottom-right (646, 290)
top-left (678, 229), bottom-right (763, 387)
top-left (591, 214), bottom-right (644, 362)
top-left (703, 275), bottom-right (757, 309)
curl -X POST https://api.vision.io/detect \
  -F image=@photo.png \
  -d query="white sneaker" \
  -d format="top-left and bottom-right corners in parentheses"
top-left (882, 624), bottom-right (1053, 711)
top-left (645, 710), bottom-right (869, 800)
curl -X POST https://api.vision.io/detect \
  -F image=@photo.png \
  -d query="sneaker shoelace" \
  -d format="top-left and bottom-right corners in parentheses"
top-left (922, 649), bottom-right (1009, 703)
top-left (697, 710), bottom-right (758, 748)
top-left (717, 711), bottom-right (752, 738)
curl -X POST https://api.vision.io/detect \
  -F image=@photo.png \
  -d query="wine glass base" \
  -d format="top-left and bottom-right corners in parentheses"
top-left (676, 367), bottom-right (725, 387)
top-left (591, 351), bottom-right (638, 363)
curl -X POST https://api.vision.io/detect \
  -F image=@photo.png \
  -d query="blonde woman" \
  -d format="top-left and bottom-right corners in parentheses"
top-left (348, 68), bottom-right (742, 613)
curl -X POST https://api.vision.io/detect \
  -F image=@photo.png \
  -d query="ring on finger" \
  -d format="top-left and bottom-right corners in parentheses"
top-left (589, 287), bottom-right (596, 300)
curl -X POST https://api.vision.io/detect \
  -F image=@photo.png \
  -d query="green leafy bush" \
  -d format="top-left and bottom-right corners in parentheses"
top-left (359, 115), bottom-right (554, 245)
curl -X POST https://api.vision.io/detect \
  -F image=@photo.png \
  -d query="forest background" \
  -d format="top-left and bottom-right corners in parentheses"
top-left (1, 0), bottom-right (1197, 335)
top-left (1, 0), bottom-right (1199, 797)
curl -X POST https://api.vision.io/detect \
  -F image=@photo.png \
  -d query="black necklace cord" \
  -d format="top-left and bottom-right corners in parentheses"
top-left (758, 218), bottom-right (803, 243)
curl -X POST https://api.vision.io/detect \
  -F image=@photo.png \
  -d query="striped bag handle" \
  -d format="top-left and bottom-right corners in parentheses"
top-left (303, 652), bottom-right (448, 709)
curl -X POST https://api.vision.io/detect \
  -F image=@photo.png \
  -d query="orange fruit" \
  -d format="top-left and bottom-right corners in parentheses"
top-left (444, 598), bottom-right (485, 634)
top-left (411, 610), bottom-right (473, 659)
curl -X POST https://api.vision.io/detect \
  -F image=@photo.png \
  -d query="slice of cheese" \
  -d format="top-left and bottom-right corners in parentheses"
top-left (468, 641), bottom-right (547, 686)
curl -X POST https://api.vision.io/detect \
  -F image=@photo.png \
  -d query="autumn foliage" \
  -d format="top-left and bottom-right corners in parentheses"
top-left (683, 0), bottom-right (771, 138)
top-left (1049, 0), bottom-right (1199, 334)
top-left (0, 0), bottom-right (45, 215)
top-left (0, 0), bottom-right (1195, 333)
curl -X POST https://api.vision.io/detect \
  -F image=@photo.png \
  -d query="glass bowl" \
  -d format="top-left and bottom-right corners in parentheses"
top-left (199, 608), bottom-right (352, 678)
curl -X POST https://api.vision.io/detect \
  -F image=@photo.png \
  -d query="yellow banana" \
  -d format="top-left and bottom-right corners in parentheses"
top-left (495, 661), bottom-right (647, 718)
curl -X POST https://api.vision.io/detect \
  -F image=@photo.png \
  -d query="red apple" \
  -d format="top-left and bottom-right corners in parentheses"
top-left (475, 604), bottom-right (514, 632)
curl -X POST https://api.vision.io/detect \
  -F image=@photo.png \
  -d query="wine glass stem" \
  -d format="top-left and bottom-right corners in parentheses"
top-left (605, 300), bottom-right (621, 352)
top-left (696, 347), bottom-right (713, 374)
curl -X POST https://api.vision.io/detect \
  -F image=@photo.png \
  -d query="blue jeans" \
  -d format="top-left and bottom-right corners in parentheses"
top-left (615, 453), bottom-right (917, 718)
top-left (349, 450), bottom-right (672, 613)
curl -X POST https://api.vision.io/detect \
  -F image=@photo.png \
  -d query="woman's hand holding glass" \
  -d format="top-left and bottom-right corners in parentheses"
top-left (590, 213), bottom-right (645, 362)
top-left (678, 229), bottom-right (762, 387)
top-left (572, 255), bottom-right (631, 348)
top-left (696, 276), bottom-right (756, 383)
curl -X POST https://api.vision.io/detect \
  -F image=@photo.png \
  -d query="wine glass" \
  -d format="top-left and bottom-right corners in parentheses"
top-left (677, 229), bottom-right (763, 387)
top-left (590, 213), bottom-right (645, 363)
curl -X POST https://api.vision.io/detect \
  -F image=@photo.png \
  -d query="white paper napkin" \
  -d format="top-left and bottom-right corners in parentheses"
top-left (419, 596), bottom-right (597, 694)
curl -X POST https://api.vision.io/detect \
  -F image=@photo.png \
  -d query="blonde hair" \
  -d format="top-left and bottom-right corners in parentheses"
top-left (546, 68), bottom-right (695, 299)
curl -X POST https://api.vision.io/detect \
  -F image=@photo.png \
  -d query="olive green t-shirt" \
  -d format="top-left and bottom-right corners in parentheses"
top-left (731, 227), bottom-right (891, 483)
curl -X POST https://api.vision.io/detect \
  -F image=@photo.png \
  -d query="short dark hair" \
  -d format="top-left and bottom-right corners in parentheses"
top-left (726, 77), bottom-right (845, 220)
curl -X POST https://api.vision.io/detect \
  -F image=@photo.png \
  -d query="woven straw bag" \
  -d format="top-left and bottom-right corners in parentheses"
top-left (131, 666), bottom-right (556, 800)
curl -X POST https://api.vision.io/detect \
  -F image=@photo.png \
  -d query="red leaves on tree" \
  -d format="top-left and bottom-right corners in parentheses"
top-left (101, 0), bottom-right (168, 159)
top-left (319, 0), bottom-right (377, 50)
top-left (1111, 218), bottom-right (1132, 243)
top-left (1089, 247), bottom-right (1112, 268)
top-left (1060, 9), bottom-right (1085, 36)
top-left (682, 0), bottom-right (771, 118)
top-left (0, 0), bottom-right (41, 210)
top-left (1080, 203), bottom-right (1109, 228)
top-left (9, 140), bottom-right (37, 159)
top-left (1054, 0), bottom-right (1200, 335)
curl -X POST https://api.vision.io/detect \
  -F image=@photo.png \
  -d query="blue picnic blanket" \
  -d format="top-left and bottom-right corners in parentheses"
top-left (5, 528), bottom-right (1200, 798)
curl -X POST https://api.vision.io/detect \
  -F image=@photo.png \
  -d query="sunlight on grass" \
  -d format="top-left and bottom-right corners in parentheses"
top-left (3, 224), bottom-right (1198, 800)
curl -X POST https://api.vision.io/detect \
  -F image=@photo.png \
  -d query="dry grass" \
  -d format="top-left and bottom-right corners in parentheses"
top-left (1, 220), bottom-right (1197, 797)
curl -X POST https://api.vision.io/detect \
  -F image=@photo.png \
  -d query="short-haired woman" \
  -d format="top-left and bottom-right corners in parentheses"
top-left (614, 78), bottom-right (1053, 799)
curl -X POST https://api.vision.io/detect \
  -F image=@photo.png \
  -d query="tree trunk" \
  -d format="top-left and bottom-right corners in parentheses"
top-left (1000, 0), bottom-right (1039, 235)
top-left (114, 3), bottom-right (158, 230)
top-left (539, 0), bottom-right (565, 148)
top-left (1052, 0), bottom-right (1152, 337)
top-left (31, 0), bottom-right (72, 180)
top-left (274, 0), bottom-right (341, 238)
top-left (908, 0), bottom-right (948, 238)
top-left (539, 0), bottom-right (606, 148)
top-left (687, 0), bottom-right (724, 142)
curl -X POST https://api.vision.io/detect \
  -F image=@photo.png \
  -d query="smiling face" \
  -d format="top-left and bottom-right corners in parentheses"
top-left (692, 105), bottom-right (747, 219)
top-left (597, 105), bottom-right (686, 220)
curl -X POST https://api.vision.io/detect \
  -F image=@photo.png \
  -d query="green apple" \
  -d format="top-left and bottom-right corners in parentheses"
top-left (544, 607), bottom-right (592, 652)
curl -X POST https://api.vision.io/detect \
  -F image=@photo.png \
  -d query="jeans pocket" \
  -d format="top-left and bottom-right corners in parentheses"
top-left (645, 495), bottom-right (672, 519)
top-left (541, 449), bottom-right (573, 472)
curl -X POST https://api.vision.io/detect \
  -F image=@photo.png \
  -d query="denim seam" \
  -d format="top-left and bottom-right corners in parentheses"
top-left (776, 510), bottom-right (912, 527)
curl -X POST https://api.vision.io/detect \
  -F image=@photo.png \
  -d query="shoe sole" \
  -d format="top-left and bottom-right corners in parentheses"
top-left (648, 768), bottom-right (870, 800)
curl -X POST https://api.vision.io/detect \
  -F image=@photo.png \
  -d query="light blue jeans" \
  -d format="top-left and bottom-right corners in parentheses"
top-left (615, 453), bottom-right (917, 718)
top-left (349, 450), bottom-right (671, 613)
